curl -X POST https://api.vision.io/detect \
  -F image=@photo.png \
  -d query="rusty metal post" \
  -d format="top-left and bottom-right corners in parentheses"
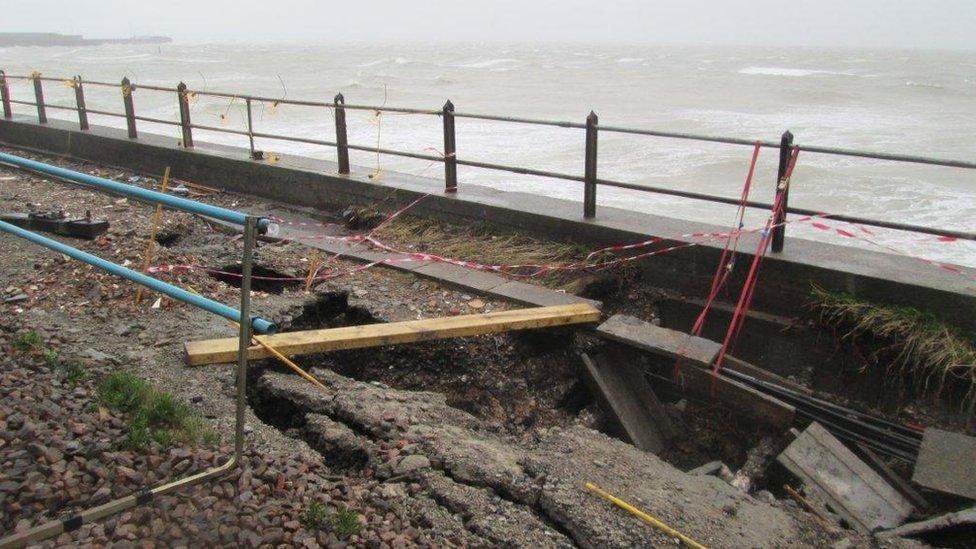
top-left (121, 77), bottom-right (136, 138)
top-left (177, 82), bottom-right (193, 147)
top-left (0, 71), bottom-right (11, 119)
top-left (584, 111), bottom-right (599, 219)
top-left (771, 130), bottom-right (794, 253)
top-left (32, 74), bottom-right (47, 123)
top-left (442, 100), bottom-right (457, 193)
top-left (74, 76), bottom-right (89, 130)
top-left (245, 98), bottom-right (257, 158)
top-left (334, 93), bottom-right (350, 174)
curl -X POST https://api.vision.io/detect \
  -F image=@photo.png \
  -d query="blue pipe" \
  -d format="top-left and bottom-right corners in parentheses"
top-left (0, 152), bottom-right (269, 233)
top-left (0, 220), bottom-right (277, 334)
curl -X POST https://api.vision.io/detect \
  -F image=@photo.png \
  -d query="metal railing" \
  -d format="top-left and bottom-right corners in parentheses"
top-left (0, 152), bottom-right (270, 548)
top-left (1, 70), bottom-right (974, 250)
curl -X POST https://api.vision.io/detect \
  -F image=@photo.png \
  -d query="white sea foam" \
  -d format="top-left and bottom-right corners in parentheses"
top-left (739, 66), bottom-right (857, 77)
top-left (615, 57), bottom-right (643, 64)
top-left (456, 58), bottom-right (518, 69)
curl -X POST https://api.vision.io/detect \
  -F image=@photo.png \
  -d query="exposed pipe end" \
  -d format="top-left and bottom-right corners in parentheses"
top-left (251, 317), bottom-right (277, 334)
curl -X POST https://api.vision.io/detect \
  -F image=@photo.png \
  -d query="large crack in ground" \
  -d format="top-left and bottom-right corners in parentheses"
top-left (243, 291), bottom-right (822, 547)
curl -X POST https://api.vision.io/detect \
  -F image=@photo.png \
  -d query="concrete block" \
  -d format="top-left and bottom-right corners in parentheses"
top-left (778, 422), bottom-right (914, 532)
top-left (580, 350), bottom-right (672, 454)
top-left (596, 314), bottom-right (720, 366)
top-left (912, 428), bottom-right (976, 501)
top-left (489, 280), bottom-right (599, 308)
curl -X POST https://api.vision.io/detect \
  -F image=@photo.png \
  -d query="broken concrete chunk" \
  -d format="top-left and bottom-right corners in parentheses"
top-left (580, 350), bottom-right (672, 453)
top-left (877, 506), bottom-right (976, 539)
top-left (394, 454), bottom-right (431, 475)
top-left (596, 314), bottom-right (721, 366)
top-left (777, 422), bottom-right (913, 532)
top-left (912, 428), bottom-right (976, 501)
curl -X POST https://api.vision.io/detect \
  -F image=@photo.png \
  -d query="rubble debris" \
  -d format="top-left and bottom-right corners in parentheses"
top-left (1, 210), bottom-right (108, 239)
top-left (912, 428), bottom-right (976, 501)
top-left (877, 506), bottom-right (976, 540)
top-left (688, 460), bottom-right (734, 483)
top-left (580, 348), bottom-right (673, 453)
top-left (777, 422), bottom-right (913, 532)
top-left (855, 443), bottom-right (931, 515)
top-left (729, 436), bottom-right (778, 492)
top-left (595, 314), bottom-right (795, 430)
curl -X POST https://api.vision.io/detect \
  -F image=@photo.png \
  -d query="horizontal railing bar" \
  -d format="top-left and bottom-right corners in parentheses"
top-left (133, 115), bottom-right (181, 126)
top-left (796, 145), bottom-right (976, 169)
top-left (596, 177), bottom-right (976, 242)
top-left (454, 111), bottom-right (586, 129)
top-left (251, 130), bottom-right (336, 147)
top-left (456, 158), bottom-right (586, 181)
top-left (598, 124), bottom-right (777, 148)
top-left (85, 107), bottom-right (127, 118)
top-left (8, 99), bottom-right (37, 106)
top-left (189, 123), bottom-right (251, 137)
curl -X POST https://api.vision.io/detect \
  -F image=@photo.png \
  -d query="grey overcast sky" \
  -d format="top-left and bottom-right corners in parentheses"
top-left (4, 0), bottom-right (975, 50)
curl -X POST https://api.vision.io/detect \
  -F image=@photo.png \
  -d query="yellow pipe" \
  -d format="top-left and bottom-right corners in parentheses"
top-left (584, 482), bottom-right (708, 549)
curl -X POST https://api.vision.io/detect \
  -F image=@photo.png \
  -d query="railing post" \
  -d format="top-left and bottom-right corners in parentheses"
top-left (177, 82), bottom-right (193, 148)
top-left (584, 111), bottom-right (599, 219)
top-left (74, 76), bottom-right (89, 130)
top-left (121, 77), bottom-right (136, 138)
top-left (333, 93), bottom-right (350, 174)
top-left (442, 100), bottom-right (457, 193)
top-left (32, 73), bottom-right (47, 124)
top-left (245, 98), bottom-right (257, 158)
top-left (771, 130), bottom-right (794, 253)
top-left (0, 71), bottom-right (11, 119)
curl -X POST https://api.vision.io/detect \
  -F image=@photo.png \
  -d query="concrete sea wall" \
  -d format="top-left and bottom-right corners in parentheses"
top-left (1, 115), bottom-right (973, 331)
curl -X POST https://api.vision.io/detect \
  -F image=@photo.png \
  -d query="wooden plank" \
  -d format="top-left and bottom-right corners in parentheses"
top-left (581, 350), bottom-right (672, 454)
top-left (185, 303), bottom-right (601, 366)
top-left (596, 314), bottom-right (721, 366)
top-left (912, 428), bottom-right (976, 501)
top-left (778, 422), bottom-right (914, 533)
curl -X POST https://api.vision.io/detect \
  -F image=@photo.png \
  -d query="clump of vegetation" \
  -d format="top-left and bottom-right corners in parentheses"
top-left (373, 215), bottom-right (595, 286)
top-left (301, 501), bottom-right (329, 529)
top-left (97, 372), bottom-right (216, 450)
top-left (301, 501), bottom-right (362, 539)
top-left (12, 330), bottom-right (42, 352)
top-left (810, 286), bottom-right (976, 409)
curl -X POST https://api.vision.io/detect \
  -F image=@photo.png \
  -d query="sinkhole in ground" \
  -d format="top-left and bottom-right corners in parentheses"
top-left (209, 263), bottom-right (302, 294)
top-left (247, 291), bottom-right (776, 474)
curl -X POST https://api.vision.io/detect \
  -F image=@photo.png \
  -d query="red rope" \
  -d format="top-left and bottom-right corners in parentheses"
top-left (712, 147), bottom-right (800, 378)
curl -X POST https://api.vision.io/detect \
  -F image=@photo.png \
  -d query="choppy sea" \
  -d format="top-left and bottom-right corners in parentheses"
top-left (1, 42), bottom-right (973, 267)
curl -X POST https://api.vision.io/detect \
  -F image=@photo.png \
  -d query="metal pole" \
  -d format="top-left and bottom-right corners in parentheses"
top-left (74, 76), bottom-right (89, 130)
top-left (0, 70), bottom-right (11, 119)
top-left (0, 219), bottom-right (275, 333)
top-left (0, 151), bottom-right (270, 231)
top-left (177, 82), bottom-right (193, 147)
top-left (0, 222), bottom-right (260, 549)
top-left (245, 98), bottom-right (256, 158)
top-left (771, 130), bottom-right (794, 253)
top-left (442, 100), bottom-right (458, 193)
top-left (584, 111), bottom-right (598, 219)
top-left (334, 93), bottom-right (350, 174)
top-left (236, 217), bottom-right (256, 462)
top-left (32, 73), bottom-right (47, 124)
top-left (121, 77), bottom-right (137, 138)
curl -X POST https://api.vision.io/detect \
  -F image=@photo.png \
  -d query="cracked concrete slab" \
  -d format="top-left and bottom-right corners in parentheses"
top-left (256, 369), bottom-right (812, 548)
